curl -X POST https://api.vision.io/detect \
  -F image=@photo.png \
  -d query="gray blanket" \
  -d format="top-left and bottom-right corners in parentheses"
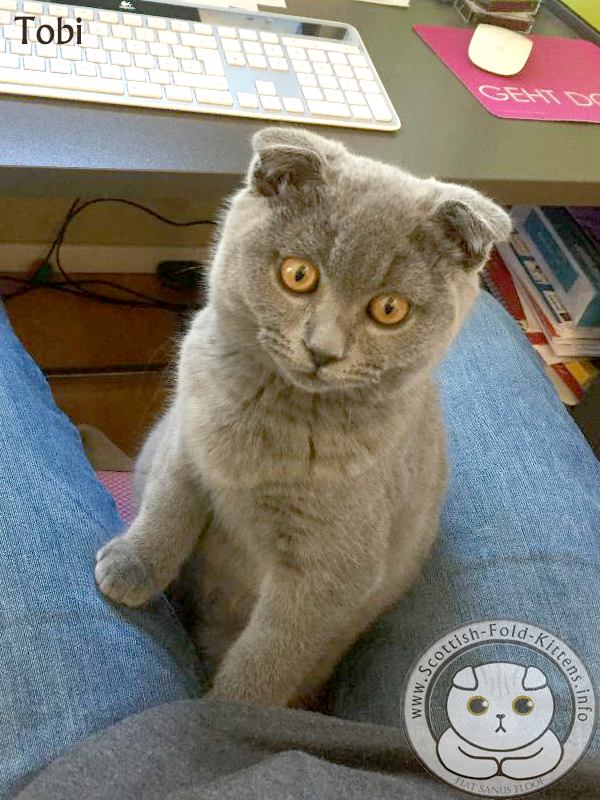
top-left (15, 700), bottom-right (600, 799)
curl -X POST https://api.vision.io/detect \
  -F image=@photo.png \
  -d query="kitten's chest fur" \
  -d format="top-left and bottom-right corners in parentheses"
top-left (173, 312), bottom-right (446, 671)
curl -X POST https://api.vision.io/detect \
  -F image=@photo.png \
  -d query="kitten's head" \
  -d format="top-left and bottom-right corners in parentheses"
top-left (445, 663), bottom-right (555, 751)
top-left (209, 127), bottom-right (511, 393)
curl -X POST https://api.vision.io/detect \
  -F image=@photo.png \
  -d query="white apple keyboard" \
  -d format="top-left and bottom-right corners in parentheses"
top-left (0, 0), bottom-right (400, 131)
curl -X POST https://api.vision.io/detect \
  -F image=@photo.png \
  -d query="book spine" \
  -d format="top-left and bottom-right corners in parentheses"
top-left (478, 0), bottom-right (540, 11)
top-left (551, 363), bottom-right (585, 401)
top-left (541, 206), bottom-right (600, 289)
top-left (511, 208), bottom-right (598, 325)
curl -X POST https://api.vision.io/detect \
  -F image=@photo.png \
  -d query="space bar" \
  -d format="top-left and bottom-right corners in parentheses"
top-left (0, 68), bottom-right (124, 95)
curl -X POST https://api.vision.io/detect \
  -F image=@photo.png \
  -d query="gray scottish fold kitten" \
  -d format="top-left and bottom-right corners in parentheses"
top-left (95, 126), bottom-right (511, 709)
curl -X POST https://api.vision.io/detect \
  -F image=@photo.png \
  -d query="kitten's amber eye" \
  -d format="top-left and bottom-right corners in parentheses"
top-left (513, 696), bottom-right (534, 715)
top-left (368, 294), bottom-right (410, 325)
top-left (280, 257), bottom-right (319, 294)
top-left (467, 696), bottom-right (489, 715)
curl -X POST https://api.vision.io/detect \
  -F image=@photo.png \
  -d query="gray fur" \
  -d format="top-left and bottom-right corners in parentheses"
top-left (95, 127), bottom-right (511, 709)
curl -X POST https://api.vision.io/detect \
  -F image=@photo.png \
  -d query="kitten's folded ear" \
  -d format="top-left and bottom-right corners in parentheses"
top-left (247, 127), bottom-right (341, 198)
top-left (452, 666), bottom-right (478, 689)
top-left (434, 187), bottom-right (513, 271)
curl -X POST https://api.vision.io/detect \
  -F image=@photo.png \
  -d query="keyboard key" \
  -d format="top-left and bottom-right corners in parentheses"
top-left (350, 104), bottom-right (371, 120)
top-left (0, 52), bottom-right (19, 68)
top-left (134, 53), bottom-right (154, 69)
top-left (122, 14), bottom-right (142, 27)
top-left (171, 20), bottom-right (190, 33)
top-left (253, 80), bottom-right (274, 96)
top-left (339, 77), bottom-right (358, 91)
top-left (11, 42), bottom-right (31, 56)
top-left (196, 50), bottom-right (225, 75)
top-left (242, 41), bottom-right (262, 55)
top-left (360, 79), bottom-right (379, 94)
top-left (365, 93), bottom-right (391, 121)
top-left (110, 52), bottom-right (130, 67)
top-left (260, 94), bottom-right (281, 111)
top-left (158, 30), bottom-right (177, 45)
top-left (307, 49), bottom-right (326, 63)
top-left (307, 99), bottom-right (350, 117)
top-left (23, 55), bottom-right (45, 70)
top-left (158, 56), bottom-right (178, 72)
top-left (173, 73), bottom-right (228, 90)
top-left (80, 34), bottom-right (99, 49)
top-left (181, 59), bottom-right (202, 74)
top-left (126, 40), bottom-right (147, 55)
top-left (260, 31), bottom-right (278, 43)
top-left (4, 25), bottom-right (22, 40)
top-left (89, 22), bottom-right (109, 37)
top-left (125, 66), bottom-right (145, 81)
top-left (345, 90), bottom-right (365, 105)
top-left (99, 10), bottom-right (118, 23)
top-left (194, 23), bottom-right (212, 35)
top-left (314, 62), bottom-right (332, 76)
top-left (328, 52), bottom-right (347, 65)
top-left (317, 75), bottom-right (337, 89)
top-left (291, 59), bottom-right (311, 73)
top-left (48, 4), bottom-right (68, 16)
top-left (148, 68), bottom-right (169, 84)
top-left (147, 17), bottom-right (167, 30)
top-left (324, 88), bottom-right (344, 103)
top-left (349, 54), bottom-right (367, 68)
top-left (217, 26), bottom-right (236, 38)
top-left (282, 96), bottom-right (303, 113)
top-left (128, 81), bottom-right (162, 98)
top-left (354, 67), bottom-right (373, 81)
top-left (333, 64), bottom-right (352, 78)
top-left (135, 28), bottom-right (155, 43)
top-left (301, 86), bottom-right (322, 101)
top-left (23, 1), bottom-right (43, 12)
top-left (61, 46), bottom-right (82, 60)
top-left (0, 0), bottom-right (16, 9)
top-left (74, 7), bottom-right (94, 20)
top-left (181, 33), bottom-right (216, 49)
top-left (87, 49), bottom-right (107, 63)
top-left (237, 91), bottom-right (258, 108)
top-left (166, 85), bottom-right (193, 102)
top-left (247, 54), bottom-right (266, 69)
top-left (36, 43), bottom-right (57, 58)
top-left (75, 61), bottom-right (97, 76)
top-left (297, 73), bottom-right (317, 87)
top-left (100, 63), bottom-right (122, 79)
top-left (287, 47), bottom-right (305, 60)
top-left (0, 65), bottom-right (124, 92)
top-left (221, 39), bottom-right (241, 52)
top-left (195, 88), bottom-right (232, 105)
top-left (149, 42), bottom-right (169, 57)
top-left (268, 57), bottom-right (287, 71)
top-left (239, 29), bottom-right (257, 40)
top-left (263, 44), bottom-right (283, 58)
top-left (225, 51), bottom-right (245, 66)
top-left (0, 9), bottom-right (9, 22)
top-left (50, 58), bottom-right (71, 73)
top-left (173, 45), bottom-right (192, 60)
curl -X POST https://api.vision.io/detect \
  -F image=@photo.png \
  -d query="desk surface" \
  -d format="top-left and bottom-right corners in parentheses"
top-left (1, 0), bottom-right (599, 204)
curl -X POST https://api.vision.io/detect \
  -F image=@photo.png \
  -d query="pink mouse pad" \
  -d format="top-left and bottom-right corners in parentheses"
top-left (413, 25), bottom-right (600, 123)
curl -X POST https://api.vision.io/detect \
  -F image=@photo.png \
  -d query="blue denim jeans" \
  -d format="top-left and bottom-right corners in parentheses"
top-left (1, 291), bottom-right (599, 799)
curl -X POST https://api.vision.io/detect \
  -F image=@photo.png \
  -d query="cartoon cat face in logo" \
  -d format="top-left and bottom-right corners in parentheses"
top-left (446, 662), bottom-right (555, 751)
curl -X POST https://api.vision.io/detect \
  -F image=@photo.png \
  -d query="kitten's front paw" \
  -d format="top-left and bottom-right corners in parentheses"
top-left (95, 536), bottom-right (161, 608)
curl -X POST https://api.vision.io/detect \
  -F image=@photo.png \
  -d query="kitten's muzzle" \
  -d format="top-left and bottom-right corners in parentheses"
top-left (303, 341), bottom-right (342, 369)
top-left (495, 714), bottom-right (507, 733)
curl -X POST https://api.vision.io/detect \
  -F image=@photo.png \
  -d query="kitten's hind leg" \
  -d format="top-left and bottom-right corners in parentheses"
top-left (95, 407), bottom-right (210, 608)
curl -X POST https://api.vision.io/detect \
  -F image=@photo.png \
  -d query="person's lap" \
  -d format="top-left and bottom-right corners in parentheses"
top-left (1, 290), bottom-right (599, 798)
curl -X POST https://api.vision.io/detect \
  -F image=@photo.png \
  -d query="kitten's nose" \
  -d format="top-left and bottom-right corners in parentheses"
top-left (496, 714), bottom-right (505, 720)
top-left (304, 343), bottom-right (340, 369)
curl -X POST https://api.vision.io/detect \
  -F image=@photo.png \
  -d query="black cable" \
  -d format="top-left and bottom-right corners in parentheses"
top-left (0, 198), bottom-right (215, 307)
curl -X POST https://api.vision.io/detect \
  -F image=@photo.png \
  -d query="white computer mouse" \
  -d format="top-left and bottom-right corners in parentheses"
top-left (468, 23), bottom-right (533, 76)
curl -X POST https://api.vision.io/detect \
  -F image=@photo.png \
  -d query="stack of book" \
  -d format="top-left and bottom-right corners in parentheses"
top-left (482, 205), bottom-right (600, 405)
top-left (454, 0), bottom-right (543, 33)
